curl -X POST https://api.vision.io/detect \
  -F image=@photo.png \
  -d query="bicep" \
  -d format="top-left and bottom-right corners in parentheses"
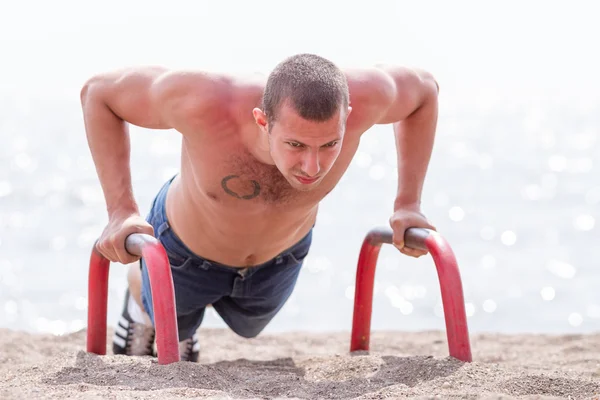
top-left (82, 67), bottom-right (172, 129)
top-left (376, 66), bottom-right (439, 124)
top-left (82, 68), bottom-right (230, 133)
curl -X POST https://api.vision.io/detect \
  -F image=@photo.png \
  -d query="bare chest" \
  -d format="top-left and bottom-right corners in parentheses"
top-left (216, 156), bottom-right (305, 206)
top-left (182, 141), bottom-right (349, 210)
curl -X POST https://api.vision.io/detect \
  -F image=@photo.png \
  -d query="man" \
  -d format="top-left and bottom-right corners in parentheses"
top-left (81, 53), bottom-right (438, 362)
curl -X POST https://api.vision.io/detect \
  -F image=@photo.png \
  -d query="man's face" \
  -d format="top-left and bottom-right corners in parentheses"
top-left (255, 102), bottom-right (350, 191)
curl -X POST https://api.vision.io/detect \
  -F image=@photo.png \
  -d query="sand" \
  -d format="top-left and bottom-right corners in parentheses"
top-left (1, 328), bottom-right (599, 400)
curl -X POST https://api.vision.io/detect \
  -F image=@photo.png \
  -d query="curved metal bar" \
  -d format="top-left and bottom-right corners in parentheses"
top-left (87, 234), bottom-right (180, 365)
top-left (86, 247), bottom-right (110, 356)
top-left (350, 227), bottom-right (472, 362)
top-left (125, 233), bottom-right (161, 257)
top-left (424, 232), bottom-right (472, 362)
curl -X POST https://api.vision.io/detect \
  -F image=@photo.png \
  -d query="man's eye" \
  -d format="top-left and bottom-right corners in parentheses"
top-left (288, 142), bottom-right (302, 148)
top-left (323, 141), bottom-right (338, 147)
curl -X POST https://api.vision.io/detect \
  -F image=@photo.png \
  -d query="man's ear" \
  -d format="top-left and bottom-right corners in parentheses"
top-left (253, 108), bottom-right (268, 133)
top-left (345, 105), bottom-right (353, 123)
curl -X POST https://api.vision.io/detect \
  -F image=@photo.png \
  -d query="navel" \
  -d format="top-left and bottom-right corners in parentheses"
top-left (244, 254), bottom-right (257, 266)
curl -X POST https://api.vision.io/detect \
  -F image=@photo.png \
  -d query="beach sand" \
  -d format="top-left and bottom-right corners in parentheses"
top-left (1, 327), bottom-right (599, 399)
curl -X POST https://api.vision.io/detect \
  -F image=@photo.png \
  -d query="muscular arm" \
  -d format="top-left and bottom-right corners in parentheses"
top-left (80, 67), bottom-right (228, 217)
top-left (374, 66), bottom-right (440, 208)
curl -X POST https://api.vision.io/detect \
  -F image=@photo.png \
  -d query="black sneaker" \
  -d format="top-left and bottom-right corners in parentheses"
top-left (112, 289), bottom-right (156, 357)
top-left (179, 333), bottom-right (200, 362)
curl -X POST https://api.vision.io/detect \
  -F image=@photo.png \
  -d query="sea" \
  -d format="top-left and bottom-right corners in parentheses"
top-left (0, 0), bottom-right (598, 338)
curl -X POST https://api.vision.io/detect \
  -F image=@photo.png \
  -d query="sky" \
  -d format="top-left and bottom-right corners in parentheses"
top-left (0, 0), bottom-right (598, 102)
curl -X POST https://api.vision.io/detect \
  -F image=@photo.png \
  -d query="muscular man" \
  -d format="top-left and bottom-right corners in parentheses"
top-left (81, 53), bottom-right (439, 362)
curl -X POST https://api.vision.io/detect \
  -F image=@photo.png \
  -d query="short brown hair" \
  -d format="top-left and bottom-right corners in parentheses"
top-left (262, 53), bottom-right (349, 127)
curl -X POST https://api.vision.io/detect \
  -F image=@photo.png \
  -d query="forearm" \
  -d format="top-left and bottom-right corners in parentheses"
top-left (393, 90), bottom-right (438, 209)
top-left (81, 86), bottom-right (138, 218)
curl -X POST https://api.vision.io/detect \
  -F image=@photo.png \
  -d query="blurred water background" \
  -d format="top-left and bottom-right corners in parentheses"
top-left (1, 0), bottom-right (599, 337)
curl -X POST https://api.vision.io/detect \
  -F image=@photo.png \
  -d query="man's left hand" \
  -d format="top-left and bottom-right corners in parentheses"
top-left (389, 203), bottom-right (436, 258)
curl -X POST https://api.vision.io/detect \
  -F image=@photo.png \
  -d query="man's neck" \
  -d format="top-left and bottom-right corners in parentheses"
top-left (242, 126), bottom-right (275, 166)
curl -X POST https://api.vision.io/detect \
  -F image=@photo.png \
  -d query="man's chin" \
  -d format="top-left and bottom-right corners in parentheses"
top-left (287, 175), bottom-right (321, 191)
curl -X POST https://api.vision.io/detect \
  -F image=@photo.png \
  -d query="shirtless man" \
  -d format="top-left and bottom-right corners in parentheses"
top-left (81, 53), bottom-right (439, 362)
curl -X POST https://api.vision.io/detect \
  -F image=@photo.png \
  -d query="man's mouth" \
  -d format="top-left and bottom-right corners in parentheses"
top-left (295, 175), bottom-right (319, 185)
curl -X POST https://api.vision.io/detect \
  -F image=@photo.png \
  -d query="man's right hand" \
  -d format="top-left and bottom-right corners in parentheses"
top-left (96, 212), bottom-right (155, 264)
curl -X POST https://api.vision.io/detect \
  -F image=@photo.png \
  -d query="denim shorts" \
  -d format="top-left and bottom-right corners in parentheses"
top-left (140, 176), bottom-right (312, 341)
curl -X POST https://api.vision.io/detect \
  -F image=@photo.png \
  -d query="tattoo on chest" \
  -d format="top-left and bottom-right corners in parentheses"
top-left (221, 175), bottom-right (261, 200)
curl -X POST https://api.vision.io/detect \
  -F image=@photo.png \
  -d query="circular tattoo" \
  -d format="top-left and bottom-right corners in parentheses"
top-left (221, 175), bottom-right (261, 200)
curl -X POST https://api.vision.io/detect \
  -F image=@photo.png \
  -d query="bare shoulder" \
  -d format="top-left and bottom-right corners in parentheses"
top-left (344, 65), bottom-right (439, 130)
top-left (151, 69), bottom-right (265, 134)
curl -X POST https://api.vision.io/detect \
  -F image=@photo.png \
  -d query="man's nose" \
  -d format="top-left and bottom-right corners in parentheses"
top-left (301, 151), bottom-right (320, 177)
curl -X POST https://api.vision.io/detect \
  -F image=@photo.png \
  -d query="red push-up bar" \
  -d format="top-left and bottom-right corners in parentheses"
top-left (86, 234), bottom-right (180, 365)
top-left (351, 227), bottom-right (472, 362)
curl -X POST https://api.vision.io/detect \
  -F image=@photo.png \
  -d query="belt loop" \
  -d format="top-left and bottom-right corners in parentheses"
top-left (157, 221), bottom-right (170, 236)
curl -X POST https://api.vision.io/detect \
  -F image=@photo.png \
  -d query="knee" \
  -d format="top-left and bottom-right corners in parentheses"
top-left (227, 313), bottom-right (276, 339)
top-left (232, 325), bottom-right (263, 339)
top-left (214, 300), bottom-right (284, 339)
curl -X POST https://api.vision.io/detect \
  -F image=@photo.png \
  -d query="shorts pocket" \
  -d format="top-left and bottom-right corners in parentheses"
top-left (287, 249), bottom-right (309, 265)
top-left (167, 252), bottom-right (193, 269)
top-left (285, 233), bottom-right (312, 265)
top-left (156, 221), bottom-right (193, 269)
